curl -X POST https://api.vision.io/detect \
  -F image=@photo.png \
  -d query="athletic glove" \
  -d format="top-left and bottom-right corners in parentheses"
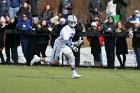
top-left (74, 37), bottom-right (83, 47)
top-left (72, 46), bottom-right (79, 52)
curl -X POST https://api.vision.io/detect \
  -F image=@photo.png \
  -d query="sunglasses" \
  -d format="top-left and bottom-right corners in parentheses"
top-left (92, 26), bottom-right (97, 27)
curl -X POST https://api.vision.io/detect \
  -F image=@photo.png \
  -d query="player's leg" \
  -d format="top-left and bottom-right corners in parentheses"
top-left (31, 44), bottom-right (61, 66)
top-left (62, 46), bottom-right (82, 78)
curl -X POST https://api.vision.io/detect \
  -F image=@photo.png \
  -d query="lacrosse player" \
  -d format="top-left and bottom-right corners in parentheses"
top-left (31, 15), bottom-right (83, 78)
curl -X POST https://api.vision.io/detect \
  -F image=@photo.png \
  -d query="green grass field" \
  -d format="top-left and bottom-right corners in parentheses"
top-left (0, 65), bottom-right (140, 93)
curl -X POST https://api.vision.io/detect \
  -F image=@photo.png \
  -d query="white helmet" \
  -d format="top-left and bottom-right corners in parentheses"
top-left (68, 15), bottom-right (77, 27)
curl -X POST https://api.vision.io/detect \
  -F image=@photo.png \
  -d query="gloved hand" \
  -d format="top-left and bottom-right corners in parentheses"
top-left (72, 47), bottom-right (78, 52)
top-left (129, 30), bottom-right (133, 38)
top-left (75, 37), bottom-right (83, 47)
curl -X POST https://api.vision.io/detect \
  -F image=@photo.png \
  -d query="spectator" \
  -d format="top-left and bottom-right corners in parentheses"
top-left (115, 20), bottom-right (128, 69)
top-left (0, 0), bottom-right (10, 17)
top-left (16, 14), bottom-right (32, 66)
top-left (0, 17), bottom-right (7, 64)
top-left (106, 0), bottom-right (116, 17)
top-left (6, 17), bottom-right (20, 65)
top-left (73, 22), bottom-right (83, 67)
top-left (28, 17), bottom-right (41, 66)
top-left (59, 0), bottom-right (73, 19)
top-left (26, 0), bottom-right (38, 17)
top-left (131, 18), bottom-right (140, 69)
top-left (37, 19), bottom-right (50, 58)
top-left (87, 22), bottom-right (101, 67)
top-left (94, 17), bottom-right (104, 66)
top-left (9, 0), bottom-right (21, 18)
top-left (17, 2), bottom-right (32, 19)
top-left (4, 15), bottom-right (11, 64)
top-left (86, 8), bottom-right (102, 31)
top-left (113, 0), bottom-right (128, 23)
top-left (88, 0), bottom-right (103, 14)
top-left (128, 10), bottom-right (140, 24)
top-left (101, 16), bottom-right (116, 69)
top-left (41, 4), bottom-right (53, 24)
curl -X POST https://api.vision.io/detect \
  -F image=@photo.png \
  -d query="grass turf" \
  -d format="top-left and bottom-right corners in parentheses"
top-left (0, 65), bottom-right (140, 93)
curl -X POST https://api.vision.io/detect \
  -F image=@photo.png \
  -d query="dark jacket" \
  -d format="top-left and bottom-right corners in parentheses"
top-left (37, 25), bottom-right (50, 44)
top-left (0, 0), bottom-right (10, 16)
top-left (0, 24), bottom-right (7, 49)
top-left (86, 12), bottom-right (102, 29)
top-left (132, 27), bottom-right (140, 48)
top-left (116, 30), bottom-right (128, 54)
top-left (88, 0), bottom-right (103, 13)
top-left (73, 22), bottom-right (83, 42)
top-left (6, 20), bottom-right (20, 48)
top-left (26, 0), bottom-right (38, 16)
top-left (41, 10), bottom-right (53, 21)
top-left (87, 27), bottom-right (101, 54)
top-left (101, 21), bottom-right (116, 44)
top-left (17, 5), bottom-right (32, 19)
top-left (10, 0), bottom-right (21, 8)
top-left (113, 0), bottom-right (128, 16)
top-left (53, 23), bottom-right (66, 38)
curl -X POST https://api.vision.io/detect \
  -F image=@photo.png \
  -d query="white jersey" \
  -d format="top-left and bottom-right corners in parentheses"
top-left (55, 25), bottom-right (75, 47)
top-left (49, 25), bottom-right (76, 62)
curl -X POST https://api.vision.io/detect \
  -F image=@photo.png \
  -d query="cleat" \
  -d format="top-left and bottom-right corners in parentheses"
top-left (30, 55), bottom-right (41, 66)
top-left (72, 73), bottom-right (82, 79)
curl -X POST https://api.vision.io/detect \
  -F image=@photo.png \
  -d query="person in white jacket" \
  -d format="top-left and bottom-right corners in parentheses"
top-left (30, 15), bottom-right (83, 79)
top-left (106, 0), bottom-right (116, 17)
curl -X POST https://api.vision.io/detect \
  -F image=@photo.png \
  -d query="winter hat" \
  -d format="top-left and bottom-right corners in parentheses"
top-left (0, 16), bottom-right (6, 22)
top-left (32, 17), bottom-right (39, 21)
top-left (94, 17), bottom-right (99, 21)
top-left (134, 10), bottom-right (140, 14)
top-left (91, 22), bottom-right (97, 27)
top-left (50, 16), bottom-right (59, 24)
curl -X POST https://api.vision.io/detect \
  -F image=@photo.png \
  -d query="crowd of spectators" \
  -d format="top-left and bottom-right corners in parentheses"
top-left (0, 0), bottom-right (140, 69)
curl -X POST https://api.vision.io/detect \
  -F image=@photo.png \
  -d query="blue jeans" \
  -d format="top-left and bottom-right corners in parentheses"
top-left (20, 35), bottom-right (31, 65)
top-left (134, 47), bottom-right (140, 67)
top-left (9, 7), bottom-right (19, 17)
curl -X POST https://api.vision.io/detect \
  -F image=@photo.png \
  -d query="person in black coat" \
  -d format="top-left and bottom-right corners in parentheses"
top-left (5, 17), bottom-right (20, 65)
top-left (41, 4), bottom-right (53, 24)
top-left (86, 8), bottom-right (102, 32)
top-left (115, 20), bottom-right (128, 68)
top-left (87, 22), bottom-right (101, 67)
top-left (28, 17), bottom-right (41, 66)
top-left (26, 0), bottom-right (38, 17)
top-left (101, 16), bottom-right (116, 69)
top-left (72, 22), bottom-right (83, 67)
top-left (29, 18), bottom-right (50, 66)
top-left (131, 19), bottom-right (140, 69)
top-left (37, 19), bottom-right (50, 58)
top-left (17, 2), bottom-right (32, 19)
